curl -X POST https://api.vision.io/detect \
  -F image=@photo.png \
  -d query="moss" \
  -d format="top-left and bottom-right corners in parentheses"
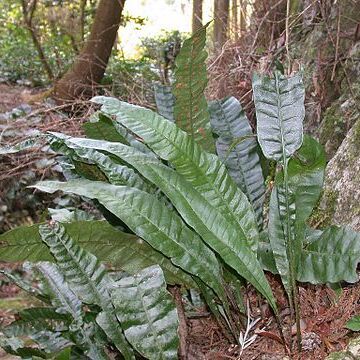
top-left (308, 189), bottom-right (338, 229)
top-left (319, 104), bottom-right (345, 157)
top-left (351, 119), bottom-right (360, 147)
top-left (0, 297), bottom-right (34, 310)
top-left (326, 336), bottom-right (360, 359)
top-left (347, 337), bottom-right (360, 357)
top-left (325, 352), bottom-right (353, 360)
top-left (344, 120), bottom-right (360, 172)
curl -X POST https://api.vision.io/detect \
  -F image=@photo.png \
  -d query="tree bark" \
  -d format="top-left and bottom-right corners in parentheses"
top-left (239, 0), bottom-right (246, 32)
top-left (54, 0), bottom-right (126, 101)
top-left (232, 0), bottom-right (238, 41)
top-left (79, 0), bottom-right (87, 42)
top-left (192, 0), bottom-right (203, 34)
top-left (214, 0), bottom-right (230, 49)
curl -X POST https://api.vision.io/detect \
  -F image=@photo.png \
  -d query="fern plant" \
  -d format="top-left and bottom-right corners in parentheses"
top-left (1, 24), bottom-right (360, 357)
top-left (0, 222), bottom-right (179, 360)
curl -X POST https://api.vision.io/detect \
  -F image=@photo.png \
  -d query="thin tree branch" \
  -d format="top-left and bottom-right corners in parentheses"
top-left (20, 0), bottom-right (54, 80)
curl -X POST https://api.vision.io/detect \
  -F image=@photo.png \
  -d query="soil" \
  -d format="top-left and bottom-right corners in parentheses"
top-left (184, 277), bottom-right (360, 359)
top-left (0, 84), bottom-right (29, 113)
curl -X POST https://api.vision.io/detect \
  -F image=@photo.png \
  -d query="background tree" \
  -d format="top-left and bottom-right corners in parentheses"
top-left (231, 0), bottom-right (238, 41)
top-left (21, 0), bottom-right (54, 81)
top-left (54, 0), bottom-right (126, 101)
top-left (239, 0), bottom-right (246, 32)
top-left (192, 0), bottom-right (203, 34)
top-left (214, 0), bottom-right (229, 49)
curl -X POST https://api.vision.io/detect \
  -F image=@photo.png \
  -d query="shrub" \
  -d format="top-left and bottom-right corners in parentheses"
top-left (1, 24), bottom-right (360, 358)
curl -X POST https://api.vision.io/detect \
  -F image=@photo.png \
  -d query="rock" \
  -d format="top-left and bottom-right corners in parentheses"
top-left (301, 332), bottom-right (322, 351)
top-left (319, 97), bottom-right (359, 159)
top-left (318, 41), bottom-right (360, 159)
top-left (15, 79), bottom-right (32, 86)
top-left (326, 352), bottom-right (353, 360)
top-left (326, 336), bottom-right (360, 359)
top-left (318, 119), bottom-right (360, 231)
top-left (17, 103), bottom-right (32, 114)
top-left (259, 355), bottom-right (290, 360)
top-left (347, 337), bottom-right (360, 358)
top-left (10, 104), bottom-right (32, 119)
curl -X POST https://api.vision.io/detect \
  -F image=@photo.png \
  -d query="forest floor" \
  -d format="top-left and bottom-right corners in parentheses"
top-left (0, 83), bottom-right (75, 359)
top-left (0, 84), bottom-right (25, 113)
top-left (0, 84), bottom-right (359, 360)
top-left (0, 84), bottom-right (44, 359)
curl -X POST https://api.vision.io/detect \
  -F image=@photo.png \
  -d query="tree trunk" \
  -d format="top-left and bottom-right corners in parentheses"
top-left (239, 0), bottom-right (246, 32)
top-left (232, 0), bottom-right (238, 41)
top-left (80, 0), bottom-right (87, 43)
top-left (214, 0), bottom-right (230, 49)
top-left (192, 0), bottom-right (203, 34)
top-left (21, 0), bottom-right (54, 81)
top-left (54, 0), bottom-right (126, 101)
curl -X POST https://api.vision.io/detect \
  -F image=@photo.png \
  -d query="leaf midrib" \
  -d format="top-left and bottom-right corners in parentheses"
top-left (47, 231), bottom-right (107, 307)
top-left (103, 193), bottom-right (220, 286)
top-left (215, 100), bottom-right (253, 205)
top-left (147, 115), bottom-right (252, 243)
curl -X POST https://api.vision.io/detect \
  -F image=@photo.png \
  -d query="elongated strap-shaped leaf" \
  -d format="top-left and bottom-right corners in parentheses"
top-left (39, 223), bottom-right (135, 359)
top-left (0, 338), bottom-right (48, 359)
top-left (267, 136), bottom-right (326, 293)
top-left (0, 138), bottom-right (39, 155)
top-left (48, 208), bottom-right (95, 223)
top-left (91, 98), bottom-right (260, 253)
top-left (56, 136), bottom-right (275, 310)
top-left (39, 223), bottom-right (115, 307)
top-left (19, 307), bottom-right (70, 325)
top-left (285, 135), bottom-right (326, 244)
top-left (254, 71), bottom-right (305, 307)
top-left (209, 97), bottom-right (265, 228)
top-left (32, 180), bottom-right (227, 308)
top-left (78, 323), bottom-right (109, 360)
top-left (275, 136), bottom-right (325, 215)
top-left (49, 136), bottom-right (103, 184)
top-left (298, 226), bottom-right (360, 284)
top-left (0, 269), bottom-right (50, 303)
top-left (96, 310), bottom-right (132, 357)
top-left (56, 135), bottom-right (159, 167)
top-left (154, 83), bottom-right (175, 122)
top-left (28, 267), bottom-right (105, 357)
top-left (35, 262), bottom-right (83, 325)
top-left (83, 112), bottom-right (128, 144)
top-left (268, 186), bottom-right (295, 297)
top-left (1, 320), bottom-right (55, 338)
top-left (252, 71), bottom-right (305, 162)
top-left (49, 132), bottom-right (165, 220)
top-left (1, 331), bottom-right (72, 359)
top-left (84, 111), bottom-right (153, 156)
top-left (53, 138), bottom-right (234, 304)
top-left (259, 226), bottom-right (360, 285)
top-left (76, 149), bottom-right (149, 189)
top-left (69, 144), bottom-right (155, 193)
top-left (3, 312), bottom-right (69, 338)
top-left (257, 241), bottom-right (277, 274)
top-left (110, 163), bottom-right (253, 313)
top-left (31, 331), bottom-right (73, 354)
top-left (173, 23), bottom-right (214, 152)
top-left (112, 265), bottom-right (179, 359)
top-left (50, 135), bottom-right (168, 210)
top-left (0, 221), bottom-right (194, 287)
top-left (49, 132), bottom-right (157, 193)
top-left (89, 99), bottom-right (276, 308)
